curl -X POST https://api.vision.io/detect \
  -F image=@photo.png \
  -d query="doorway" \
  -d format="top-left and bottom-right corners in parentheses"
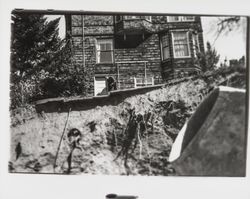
top-left (94, 77), bottom-right (107, 96)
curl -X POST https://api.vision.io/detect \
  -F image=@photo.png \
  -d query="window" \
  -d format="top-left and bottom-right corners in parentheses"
top-left (134, 77), bottom-right (154, 88)
top-left (160, 34), bottom-right (170, 60)
top-left (167, 16), bottom-right (195, 22)
top-left (192, 33), bottom-right (200, 57)
top-left (124, 16), bottom-right (140, 20)
top-left (168, 16), bottom-right (181, 22)
top-left (120, 15), bottom-right (151, 21)
top-left (172, 31), bottom-right (190, 58)
top-left (183, 16), bottom-right (195, 21)
top-left (96, 39), bottom-right (114, 63)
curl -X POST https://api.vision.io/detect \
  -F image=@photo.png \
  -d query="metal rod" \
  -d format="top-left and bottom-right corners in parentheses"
top-left (117, 63), bottom-right (120, 89)
top-left (53, 108), bottom-right (71, 171)
top-left (82, 15), bottom-right (85, 69)
top-left (116, 61), bottom-right (148, 63)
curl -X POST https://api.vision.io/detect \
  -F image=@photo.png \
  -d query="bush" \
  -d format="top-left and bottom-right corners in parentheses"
top-left (10, 13), bottom-right (88, 110)
top-left (10, 61), bottom-right (87, 109)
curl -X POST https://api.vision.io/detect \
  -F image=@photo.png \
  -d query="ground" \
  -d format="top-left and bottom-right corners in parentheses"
top-left (9, 72), bottom-right (245, 176)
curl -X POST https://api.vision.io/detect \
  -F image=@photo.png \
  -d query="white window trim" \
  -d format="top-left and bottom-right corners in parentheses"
top-left (134, 77), bottom-right (154, 88)
top-left (124, 16), bottom-right (140, 20)
top-left (96, 39), bottom-right (114, 64)
top-left (118, 15), bottom-right (152, 22)
top-left (182, 16), bottom-right (195, 22)
top-left (192, 33), bottom-right (200, 58)
top-left (167, 16), bottom-right (195, 22)
top-left (171, 30), bottom-right (191, 59)
top-left (167, 16), bottom-right (181, 22)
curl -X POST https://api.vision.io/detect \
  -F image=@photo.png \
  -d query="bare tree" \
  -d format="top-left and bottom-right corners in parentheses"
top-left (214, 16), bottom-right (243, 42)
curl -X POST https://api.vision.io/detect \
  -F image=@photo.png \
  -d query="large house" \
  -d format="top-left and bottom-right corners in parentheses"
top-left (65, 13), bottom-right (205, 96)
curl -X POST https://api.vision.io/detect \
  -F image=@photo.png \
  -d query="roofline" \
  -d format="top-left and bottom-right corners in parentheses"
top-left (11, 9), bottom-right (249, 18)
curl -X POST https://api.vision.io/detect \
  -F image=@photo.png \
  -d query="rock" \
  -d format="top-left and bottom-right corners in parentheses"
top-left (169, 86), bottom-right (246, 176)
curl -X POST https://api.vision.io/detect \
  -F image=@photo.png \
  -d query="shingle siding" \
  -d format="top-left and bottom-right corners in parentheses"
top-left (66, 14), bottom-right (205, 96)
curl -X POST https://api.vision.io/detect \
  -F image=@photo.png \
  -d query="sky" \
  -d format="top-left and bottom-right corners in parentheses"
top-left (201, 16), bottom-right (247, 65)
top-left (48, 15), bottom-right (247, 65)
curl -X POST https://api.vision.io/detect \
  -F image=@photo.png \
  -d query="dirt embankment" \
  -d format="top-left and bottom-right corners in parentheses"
top-left (9, 78), bottom-right (209, 175)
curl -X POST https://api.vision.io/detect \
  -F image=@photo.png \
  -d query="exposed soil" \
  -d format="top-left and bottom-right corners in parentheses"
top-left (8, 78), bottom-right (221, 175)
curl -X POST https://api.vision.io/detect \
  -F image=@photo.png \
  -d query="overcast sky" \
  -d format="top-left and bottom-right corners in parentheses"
top-left (201, 16), bottom-right (247, 64)
top-left (48, 15), bottom-right (247, 65)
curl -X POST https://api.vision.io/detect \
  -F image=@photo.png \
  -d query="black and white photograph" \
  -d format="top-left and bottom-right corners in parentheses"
top-left (1, 0), bottom-right (250, 199)
top-left (8, 10), bottom-right (248, 176)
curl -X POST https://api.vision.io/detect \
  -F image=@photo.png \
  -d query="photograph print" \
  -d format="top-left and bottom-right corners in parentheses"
top-left (9, 10), bottom-right (248, 176)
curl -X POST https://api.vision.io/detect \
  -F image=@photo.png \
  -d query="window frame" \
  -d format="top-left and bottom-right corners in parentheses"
top-left (182, 16), bottom-right (195, 21)
top-left (134, 77), bottom-right (154, 88)
top-left (167, 16), bottom-right (195, 22)
top-left (124, 16), bottom-right (141, 20)
top-left (96, 39), bottom-right (114, 64)
top-left (171, 30), bottom-right (191, 59)
top-left (115, 15), bottom-right (152, 22)
top-left (160, 34), bottom-right (170, 61)
top-left (192, 33), bottom-right (200, 58)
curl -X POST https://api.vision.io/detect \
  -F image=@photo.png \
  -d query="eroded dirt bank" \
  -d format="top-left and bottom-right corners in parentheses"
top-left (9, 78), bottom-right (210, 175)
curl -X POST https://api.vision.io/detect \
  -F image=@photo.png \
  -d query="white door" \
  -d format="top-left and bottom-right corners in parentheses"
top-left (94, 77), bottom-right (106, 96)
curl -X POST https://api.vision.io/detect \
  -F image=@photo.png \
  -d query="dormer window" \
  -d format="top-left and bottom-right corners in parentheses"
top-left (167, 16), bottom-right (195, 22)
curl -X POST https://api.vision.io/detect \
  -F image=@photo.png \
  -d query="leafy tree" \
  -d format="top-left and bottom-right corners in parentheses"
top-left (10, 13), bottom-right (63, 108)
top-left (10, 12), bottom-right (88, 109)
top-left (204, 42), bottom-right (220, 71)
top-left (11, 13), bottom-right (61, 77)
top-left (196, 41), bottom-right (220, 72)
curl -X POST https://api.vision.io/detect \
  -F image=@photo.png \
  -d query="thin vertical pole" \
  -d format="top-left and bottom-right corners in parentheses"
top-left (117, 63), bottom-right (120, 89)
top-left (82, 15), bottom-right (85, 69)
top-left (53, 108), bottom-right (71, 172)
